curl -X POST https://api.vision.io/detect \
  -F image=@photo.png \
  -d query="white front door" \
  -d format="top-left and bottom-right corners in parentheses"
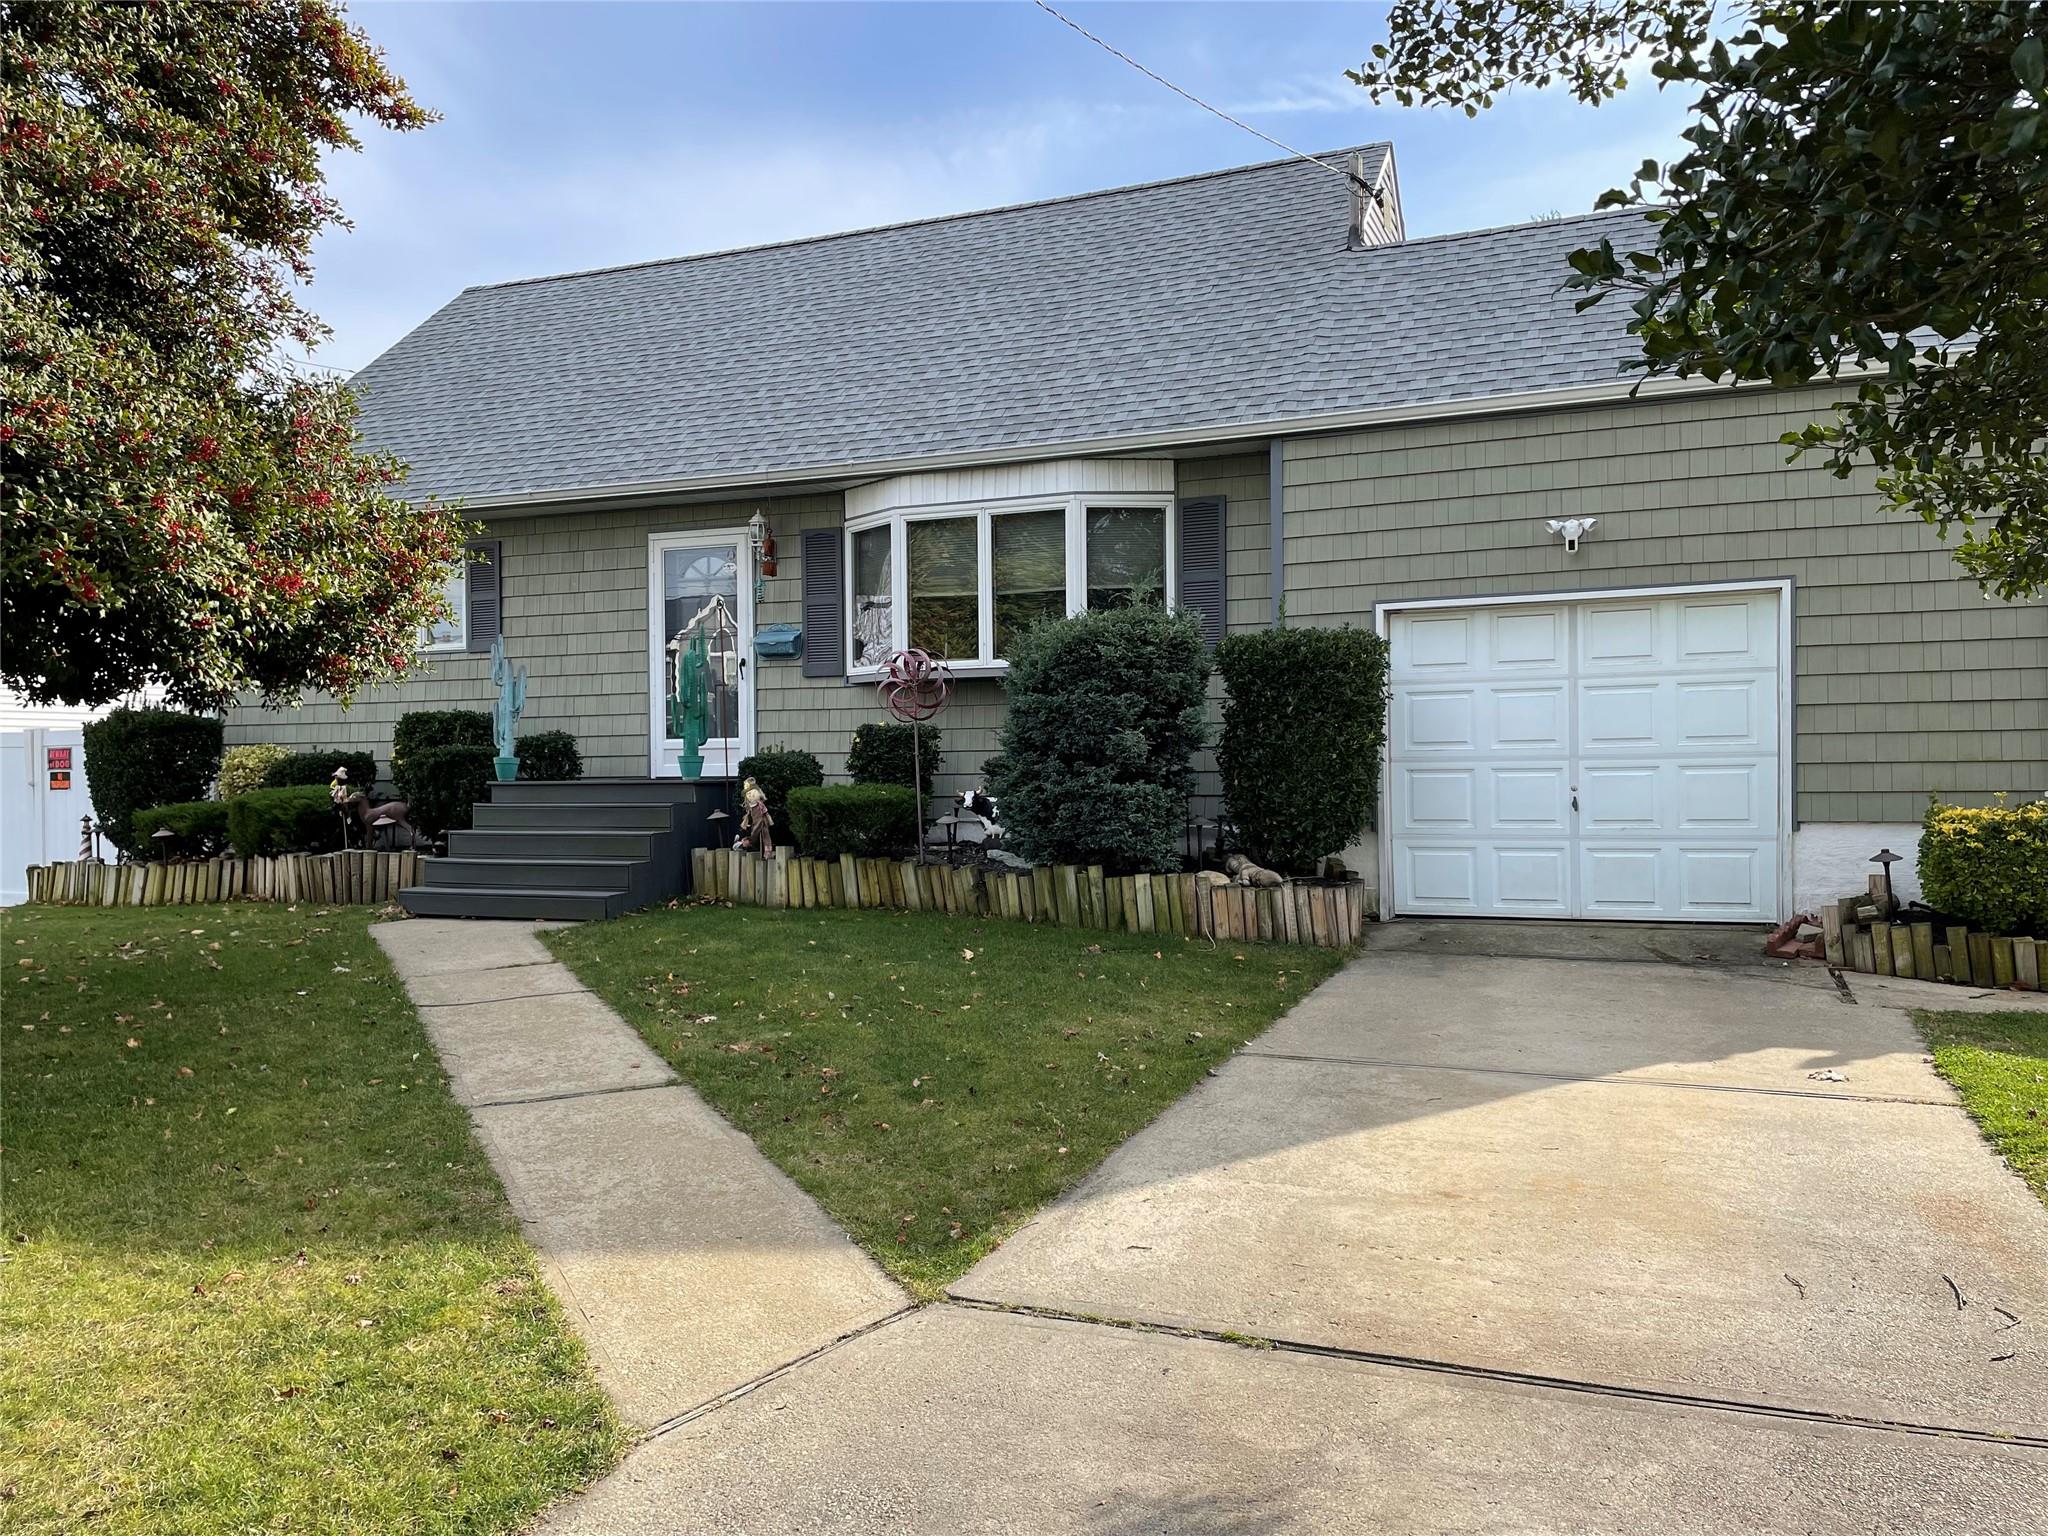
top-left (648, 531), bottom-right (754, 778)
top-left (1386, 587), bottom-right (1785, 922)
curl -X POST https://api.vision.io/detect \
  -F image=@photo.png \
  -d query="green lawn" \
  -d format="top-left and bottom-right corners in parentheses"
top-left (0, 905), bottom-right (623, 1535)
top-left (1917, 1009), bottom-right (2048, 1208)
top-left (545, 903), bottom-right (1343, 1299)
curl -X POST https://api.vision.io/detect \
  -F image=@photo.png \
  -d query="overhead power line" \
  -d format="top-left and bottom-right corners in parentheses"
top-left (1029, 0), bottom-right (1368, 189)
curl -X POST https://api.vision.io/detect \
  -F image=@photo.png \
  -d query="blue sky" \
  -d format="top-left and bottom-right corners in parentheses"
top-left (311, 1), bottom-right (1692, 373)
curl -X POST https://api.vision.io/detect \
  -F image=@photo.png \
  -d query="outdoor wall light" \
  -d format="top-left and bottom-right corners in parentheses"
top-left (748, 510), bottom-right (777, 578)
top-left (1545, 516), bottom-right (1598, 554)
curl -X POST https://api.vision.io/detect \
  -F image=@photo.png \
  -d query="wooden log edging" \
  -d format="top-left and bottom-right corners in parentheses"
top-left (687, 846), bottom-right (1375, 950)
top-left (24, 851), bottom-right (422, 908)
top-left (1818, 883), bottom-right (2041, 992)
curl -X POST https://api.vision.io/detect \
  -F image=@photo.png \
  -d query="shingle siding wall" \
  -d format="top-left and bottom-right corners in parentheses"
top-left (1282, 386), bottom-right (2048, 825)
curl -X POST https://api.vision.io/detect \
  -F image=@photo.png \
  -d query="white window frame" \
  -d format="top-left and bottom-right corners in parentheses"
top-left (845, 491), bottom-right (1177, 678)
top-left (418, 558), bottom-right (468, 653)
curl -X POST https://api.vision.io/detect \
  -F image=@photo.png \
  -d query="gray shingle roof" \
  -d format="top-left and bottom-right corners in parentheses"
top-left (353, 146), bottom-right (1655, 505)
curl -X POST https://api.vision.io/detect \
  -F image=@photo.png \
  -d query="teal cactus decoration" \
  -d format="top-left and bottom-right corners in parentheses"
top-left (489, 633), bottom-right (527, 782)
top-left (668, 626), bottom-right (711, 779)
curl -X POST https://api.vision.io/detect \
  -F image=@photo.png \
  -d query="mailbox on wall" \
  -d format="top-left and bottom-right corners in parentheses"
top-left (754, 624), bottom-right (803, 659)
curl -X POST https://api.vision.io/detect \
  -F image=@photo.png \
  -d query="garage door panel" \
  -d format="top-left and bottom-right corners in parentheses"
top-left (1676, 846), bottom-right (1771, 917)
top-left (1492, 767), bottom-right (1569, 830)
top-left (1396, 689), bottom-right (1478, 753)
top-left (1396, 767), bottom-right (1477, 832)
top-left (1492, 687), bottom-right (1567, 750)
top-left (1675, 678), bottom-right (1770, 747)
top-left (1390, 588), bottom-right (1784, 923)
top-left (1580, 683), bottom-right (1661, 749)
top-left (1493, 846), bottom-right (1571, 912)
top-left (1581, 602), bottom-right (1666, 669)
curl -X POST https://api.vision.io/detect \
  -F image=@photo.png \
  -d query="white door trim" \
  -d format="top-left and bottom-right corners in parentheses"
top-left (1372, 578), bottom-right (1795, 923)
top-left (647, 528), bottom-right (755, 778)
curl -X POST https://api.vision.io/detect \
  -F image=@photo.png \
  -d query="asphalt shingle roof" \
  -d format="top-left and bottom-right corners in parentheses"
top-left (352, 146), bottom-right (1655, 504)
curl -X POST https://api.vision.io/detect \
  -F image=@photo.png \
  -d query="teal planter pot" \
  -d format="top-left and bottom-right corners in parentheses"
top-left (494, 755), bottom-right (519, 783)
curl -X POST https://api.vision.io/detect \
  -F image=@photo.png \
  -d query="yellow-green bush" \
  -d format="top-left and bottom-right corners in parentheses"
top-left (1918, 798), bottom-right (2048, 936)
top-left (217, 742), bottom-right (288, 798)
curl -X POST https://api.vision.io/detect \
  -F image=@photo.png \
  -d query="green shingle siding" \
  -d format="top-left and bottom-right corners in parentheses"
top-left (1280, 386), bottom-right (2047, 825)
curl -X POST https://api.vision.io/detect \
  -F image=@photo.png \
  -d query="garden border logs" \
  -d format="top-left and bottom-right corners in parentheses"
top-left (1818, 878), bottom-right (2041, 992)
top-left (26, 852), bottom-right (422, 908)
top-left (688, 846), bottom-right (1371, 951)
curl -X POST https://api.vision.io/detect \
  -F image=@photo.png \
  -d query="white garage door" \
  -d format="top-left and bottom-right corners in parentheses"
top-left (1387, 588), bottom-right (1784, 922)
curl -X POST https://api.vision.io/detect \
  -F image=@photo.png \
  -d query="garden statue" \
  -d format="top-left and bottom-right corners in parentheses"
top-left (877, 647), bottom-right (953, 863)
top-left (490, 633), bottom-right (527, 782)
top-left (735, 775), bottom-right (774, 855)
top-left (330, 769), bottom-right (418, 850)
top-left (1224, 852), bottom-right (1284, 888)
top-left (670, 624), bottom-right (711, 779)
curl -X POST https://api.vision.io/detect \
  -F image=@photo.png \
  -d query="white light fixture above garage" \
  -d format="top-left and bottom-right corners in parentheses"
top-left (1545, 516), bottom-right (1598, 554)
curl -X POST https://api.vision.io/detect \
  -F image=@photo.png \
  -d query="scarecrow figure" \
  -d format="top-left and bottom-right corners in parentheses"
top-left (735, 776), bottom-right (775, 856)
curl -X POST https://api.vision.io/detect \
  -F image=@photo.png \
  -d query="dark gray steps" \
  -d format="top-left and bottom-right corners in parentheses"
top-left (423, 857), bottom-right (643, 891)
top-left (400, 777), bottom-right (728, 923)
top-left (398, 884), bottom-right (630, 921)
top-left (472, 800), bottom-right (676, 831)
top-left (449, 828), bottom-right (663, 860)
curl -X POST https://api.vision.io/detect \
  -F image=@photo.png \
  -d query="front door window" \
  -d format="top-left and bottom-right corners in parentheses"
top-left (650, 534), bottom-right (752, 778)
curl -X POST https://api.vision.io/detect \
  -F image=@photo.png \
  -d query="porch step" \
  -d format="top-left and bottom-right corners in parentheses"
top-left (472, 800), bottom-right (678, 831)
top-left (448, 828), bottom-right (664, 860)
top-left (423, 857), bottom-right (644, 891)
top-left (397, 884), bottom-right (630, 921)
top-left (399, 777), bottom-right (734, 922)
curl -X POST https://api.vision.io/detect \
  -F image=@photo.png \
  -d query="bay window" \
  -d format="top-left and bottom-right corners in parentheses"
top-left (845, 492), bottom-right (1177, 674)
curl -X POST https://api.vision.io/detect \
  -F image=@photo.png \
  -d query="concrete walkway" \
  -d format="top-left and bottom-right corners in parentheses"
top-left (374, 918), bottom-right (905, 1430)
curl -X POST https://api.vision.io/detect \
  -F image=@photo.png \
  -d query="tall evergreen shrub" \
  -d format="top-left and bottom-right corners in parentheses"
top-left (81, 707), bottom-right (224, 853)
top-left (1214, 626), bottom-right (1389, 875)
top-left (988, 605), bottom-right (1208, 872)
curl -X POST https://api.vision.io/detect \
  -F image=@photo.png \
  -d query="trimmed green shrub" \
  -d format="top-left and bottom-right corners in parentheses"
top-left (263, 749), bottom-right (379, 792)
top-left (785, 784), bottom-right (920, 859)
top-left (1214, 626), bottom-right (1390, 875)
top-left (225, 785), bottom-right (344, 858)
top-left (988, 605), bottom-right (1208, 872)
top-left (392, 709), bottom-right (491, 807)
top-left (217, 743), bottom-right (288, 799)
top-left (736, 745), bottom-right (825, 821)
top-left (1919, 798), bottom-right (2048, 936)
top-left (82, 708), bottom-right (225, 853)
top-left (403, 744), bottom-right (495, 837)
top-left (516, 730), bottom-right (583, 781)
top-left (846, 721), bottom-right (942, 797)
top-left (133, 798), bottom-right (232, 860)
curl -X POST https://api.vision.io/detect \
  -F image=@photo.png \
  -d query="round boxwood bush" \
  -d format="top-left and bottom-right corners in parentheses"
top-left (263, 749), bottom-right (380, 793)
top-left (393, 709), bottom-right (492, 808)
top-left (516, 730), bottom-right (583, 781)
top-left (1918, 797), bottom-right (2048, 936)
top-left (217, 743), bottom-right (288, 799)
top-left (81, 707), bottom-right (224, 854)
top-left (988, 604), bottom-right (1208, 872)
top-left (224, 785), bottom-right (344, 858)
top-left (133, 798), bottom-right (233, 860)
top-left (786, 784), bottom-right (920, 859)
top-left (401, 744), bottom-right (495, 837)
top-left (846, 721), bottom-right (942, 797)
top-left (1214, 625), bottom-right (1389, 875)
top-left (736, 745), bottom-right (825, 820)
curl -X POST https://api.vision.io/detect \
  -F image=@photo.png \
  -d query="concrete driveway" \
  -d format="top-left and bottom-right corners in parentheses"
top-left (544, 925), bottom-right (2048, 1534)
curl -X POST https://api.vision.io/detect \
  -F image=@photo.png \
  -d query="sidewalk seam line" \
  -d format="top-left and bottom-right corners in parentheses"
top-left (941, 1299), bottom-right (2044, 1448)
top-left (470, 1078), bottom-right (678, 1110)
top-left (1235, 1049), bottom-right (1957, 1107)
top-left (417, 988), bottom-right (594, 1008)
top-left (639, 1305), bottom-right (921, 1441)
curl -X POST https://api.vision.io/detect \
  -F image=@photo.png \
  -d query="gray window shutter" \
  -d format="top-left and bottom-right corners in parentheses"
top-left (465, 540), bottom-right (501, 654)
top-left (801, 527), bottom-right (844, 678)
top-left (1176, 496), bottom-right (1227, 649)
